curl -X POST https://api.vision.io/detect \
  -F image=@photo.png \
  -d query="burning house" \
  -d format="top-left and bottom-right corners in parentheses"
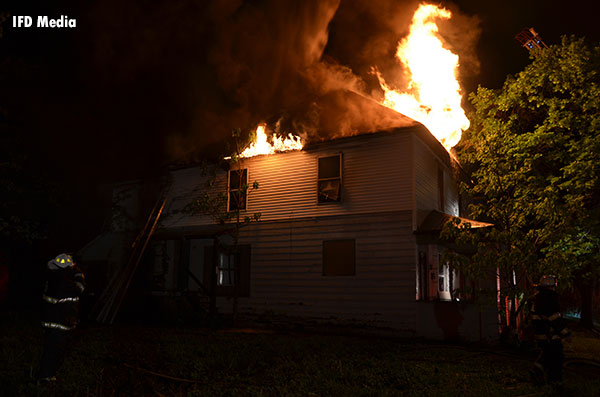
top-left (81, 4), bottom-right (498, 340)
top-left (81, 92), bottom-right (496, 340)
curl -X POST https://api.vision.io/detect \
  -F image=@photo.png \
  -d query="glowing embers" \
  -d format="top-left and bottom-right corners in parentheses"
top-left (238, 125), bottom-right (303, 158)
top-left (376, 4), bottom-right (470, 151)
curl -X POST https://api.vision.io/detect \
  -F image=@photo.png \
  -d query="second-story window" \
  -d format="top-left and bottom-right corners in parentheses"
top-left (228, 169), bottom-right (247, 211)
top-left (318, 154), bottom-right (342, 203)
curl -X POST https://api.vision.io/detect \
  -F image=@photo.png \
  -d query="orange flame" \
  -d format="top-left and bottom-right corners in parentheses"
top-left (239, 124), bottom-right (303, 158)
top-left (377, 4), bottom-right (469, 150)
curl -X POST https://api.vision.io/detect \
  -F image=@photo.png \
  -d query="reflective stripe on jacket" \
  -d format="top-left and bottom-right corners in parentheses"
top-left (41, 321), bottom-right (75, 331)
top-left (41, 264), bottom-right (85, 330)
top-left (43, 294), bottom-right (79, 304)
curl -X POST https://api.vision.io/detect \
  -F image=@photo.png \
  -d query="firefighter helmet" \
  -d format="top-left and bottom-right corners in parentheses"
top-left (47, 253), bottom-right (75, 270)
top-left (539, 275), bottom-right (557, 288)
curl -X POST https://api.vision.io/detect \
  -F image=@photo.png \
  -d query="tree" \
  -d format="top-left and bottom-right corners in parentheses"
top-left (448, 36), bottom-right (600, 332)
top-left (182, 128), bottom-right (261, 325)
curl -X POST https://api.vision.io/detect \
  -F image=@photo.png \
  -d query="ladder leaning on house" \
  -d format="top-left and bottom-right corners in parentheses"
top-left (94, 183), bottom-right (172, 324)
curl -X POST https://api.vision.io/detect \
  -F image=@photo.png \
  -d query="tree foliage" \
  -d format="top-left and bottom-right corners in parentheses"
top-left (446, 36), bottom-right (600, 327)
top-left (182, 128), bottom-right (261, 227)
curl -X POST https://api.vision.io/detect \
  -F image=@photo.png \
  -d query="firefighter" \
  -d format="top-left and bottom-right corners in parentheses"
top-left (530, 275), bottom-right (570, 388)
top-left (38, 253), bottom-right (86, 382)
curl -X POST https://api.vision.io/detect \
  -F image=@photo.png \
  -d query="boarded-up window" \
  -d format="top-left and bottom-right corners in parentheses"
top-left (323, 239), bottom-right (355, 276)
top-left (228, 169), bottom-right (247, 211)
top-left (318, 155), bottom-right (342, 203)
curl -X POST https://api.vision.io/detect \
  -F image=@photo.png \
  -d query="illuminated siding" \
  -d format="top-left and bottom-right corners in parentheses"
top-left (163, 130), bottom-right (415, 228)
top-left (218, 210), bottom-right (416, 330)
top-left (156, 127), bottom-right (459, 330)
top-left (412, 134), bottom-right (459, 228)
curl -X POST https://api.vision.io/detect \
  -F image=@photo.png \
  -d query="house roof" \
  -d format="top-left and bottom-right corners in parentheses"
top-left (299, 90), bottom-right (454, 168)
top-left (166, 89), bottom-right (455, 172)
top-left (416, 210), bottom-right (493, 234)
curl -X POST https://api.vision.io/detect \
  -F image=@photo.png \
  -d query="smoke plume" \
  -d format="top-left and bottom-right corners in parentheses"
top-left (87, 0), bottom-right (480, 164)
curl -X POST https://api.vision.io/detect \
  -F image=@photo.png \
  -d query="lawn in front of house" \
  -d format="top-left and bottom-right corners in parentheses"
top-left (1, 313), bottom-right (599, 396)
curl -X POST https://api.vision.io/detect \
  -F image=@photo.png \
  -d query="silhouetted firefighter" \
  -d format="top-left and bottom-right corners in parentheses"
top-left (38, 253), bottom-right (86, 382)
top-left (530, 275), bottom-right (570, 388)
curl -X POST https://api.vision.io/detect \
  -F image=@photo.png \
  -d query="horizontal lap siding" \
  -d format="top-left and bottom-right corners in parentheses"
top-left (216, 211), bottom-right (417, 329)
top-left (414, 136), bottom-right (439, 224)
top-left (162, 132), bottom-right (412, 229)
top-left (413, 135), bottom-right (459, 226)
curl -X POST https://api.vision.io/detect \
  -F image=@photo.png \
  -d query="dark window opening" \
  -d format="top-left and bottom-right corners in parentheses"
top-left (323, 239), bottom-right (355, 276)
top-left (318, 155), bottom-right (342, 203)
top-left (228, 169), bottom-right (247, 211)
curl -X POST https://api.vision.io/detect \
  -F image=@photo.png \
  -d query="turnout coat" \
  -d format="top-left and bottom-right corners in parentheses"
top-left (41, 264), bottom-right (86, 331)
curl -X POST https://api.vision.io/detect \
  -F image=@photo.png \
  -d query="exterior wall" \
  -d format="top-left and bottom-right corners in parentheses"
top-left (416, 301), bottom-right (499, 341)
top-left (444, 166), bottom-right (460, 217)
top-left (85, 128), bottom-right (489, 337)
top-left (162, 131), bottom-right (413, 229)
top-left (413, 135), bottom-right (459, 228)
top-left (111, 180), bottom-right (143, 232)
top-left (214, 210), bottom-right (416, 330)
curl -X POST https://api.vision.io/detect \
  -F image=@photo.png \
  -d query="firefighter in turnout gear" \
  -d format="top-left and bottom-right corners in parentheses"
top-left (38, 253), bottom-right (85, 382)
top-left (530, 275), bottom-right (570, 387)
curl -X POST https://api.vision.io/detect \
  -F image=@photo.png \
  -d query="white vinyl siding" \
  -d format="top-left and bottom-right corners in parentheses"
top-left (216, 210), bottom-right (416, 330)
top-left (163, 131), bottom-right (413, 228)
top-left (413, 135), bottom-right (459, 228)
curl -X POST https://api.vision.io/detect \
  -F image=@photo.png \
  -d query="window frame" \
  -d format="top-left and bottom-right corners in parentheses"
top-left (317, 153), bottom-right (343, 204)
top-left (438, 253), bottom-right (460, 301)
top-left (204, 244), bottom-right (251, 297)
top-left (228, 168), bottom-right (248, 212)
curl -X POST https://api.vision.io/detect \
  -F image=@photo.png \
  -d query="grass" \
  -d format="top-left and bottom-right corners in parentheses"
top-left (2, 312), bottom-right (599, 396)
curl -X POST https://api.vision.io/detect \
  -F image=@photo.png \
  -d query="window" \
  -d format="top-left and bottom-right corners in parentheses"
top-left (318, 155), bottom-right (342, 203)
top-left (323, 239), bottom-right (355, 276)
top-left (228, 169), bottom-right (247, 211)
top-left (417, 251), bottom-right (428, 301)
top-left (438, 254), bottom-right (460, 301)
top-left (203, 244), bottom-right (251, 297)
top-left (218, 252), bottom-right (235, 286)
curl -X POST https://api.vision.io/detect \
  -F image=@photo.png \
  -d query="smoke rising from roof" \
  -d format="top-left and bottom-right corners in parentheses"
top-left (87, 0), bottom-right (480, 164)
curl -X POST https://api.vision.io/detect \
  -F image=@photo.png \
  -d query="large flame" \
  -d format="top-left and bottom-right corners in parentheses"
top-left (377, 4), bottom-right (469, 150)
top-left (238, 124), bottom-right (303, 158)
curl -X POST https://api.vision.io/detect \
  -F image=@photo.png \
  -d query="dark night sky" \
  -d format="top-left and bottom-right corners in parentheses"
top-left (2, 0), bottom-right (600, 249)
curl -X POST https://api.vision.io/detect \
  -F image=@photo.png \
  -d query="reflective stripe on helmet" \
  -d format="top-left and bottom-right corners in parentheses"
top-left (41, 321), bottom-right (74, 331)
top-left (42, 294), bottom-right (79, 304)
top-left (551, 334), bottom-right (562, 340)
